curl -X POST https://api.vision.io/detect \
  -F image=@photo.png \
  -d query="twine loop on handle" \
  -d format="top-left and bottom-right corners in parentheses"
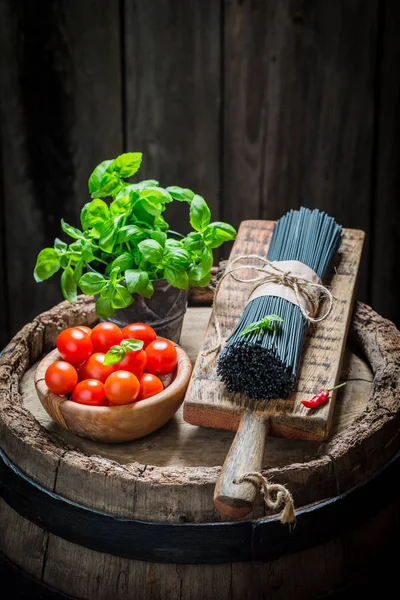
top-left (234, 472), bottom-right (296, 525)
top-left (201, 254), bottom-right (334, 356)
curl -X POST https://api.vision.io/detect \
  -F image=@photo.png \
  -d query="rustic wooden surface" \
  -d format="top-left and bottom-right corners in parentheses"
top-left (2, 295), bottom-right (395, 523)
top-left (222, 0), bottom-right (378, 303)
top-left (1, 477), bottom-right (398, 600)
top-left (371, 0), bottom-right (400, 322)
top-left (20, 307), bottom-right (372, 470)
top-left (0, 0), bottom-right (123, 341)
top-left (123, 0), bottom-right (221, 232)
top-left (185, 221), bottom-right (364, 442)
top-left (1, 1), bottom-right (400, 351)
top-left (1, 297), bottom-right (400, 599)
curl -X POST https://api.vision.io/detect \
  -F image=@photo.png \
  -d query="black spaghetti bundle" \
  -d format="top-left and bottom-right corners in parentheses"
top-left (217, 208), bottom-right (342, 400)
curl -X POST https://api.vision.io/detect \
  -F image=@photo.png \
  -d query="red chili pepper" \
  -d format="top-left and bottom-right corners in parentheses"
top-left (301, 382), bottom-right (346, 409)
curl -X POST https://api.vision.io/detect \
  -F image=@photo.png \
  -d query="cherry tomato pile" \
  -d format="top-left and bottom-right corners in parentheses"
top-left (45, 322), bottom-right (178, 407)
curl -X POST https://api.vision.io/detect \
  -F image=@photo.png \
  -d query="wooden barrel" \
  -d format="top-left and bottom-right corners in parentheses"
top-left (1, 297), bottom-right (399, 599)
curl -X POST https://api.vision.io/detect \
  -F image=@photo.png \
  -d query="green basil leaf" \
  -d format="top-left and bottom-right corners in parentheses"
top-left (183, 232), bottom-right (204, 252)
top-left (262, 314), bottom-right (284, 330)
top-left (188, 264), bottom-right (212, 286)
top-left (79, 272), bottom-right (107, 295)
top-left (117, 224), bottom-right (146, 244)
top-left (125, 269), bottom-right (154, 298)
top-left (103, 345), bottom-right (126, 366)
top-left (99, 282), bottom-right (112, 298)
top-left (80, 203), bottom-right (89, 230)
top-left (125, 180), bottom-right (159, 192)
top-left (204, 222), bottom-right (237, 248)
top-left (59, 254), bottom-right (69, 268)
top-left (81, 244), bottom-right (95, 263)
top-left (153, 215), bottom-right (169, 231)
top-left (106, 252), bottom-right (134, 275)
top-left (164, 266), bottom-right (189, 290)
top-left (95, 296), bottom-right (115, 318)
top-left (120, 338), bottom-right (144, 352)
top-left (88, 159), bottom-right (113, 194)
top-left (165, 238), bottom-right (182, 248)
top-left (68, 240), bottom-right (84, 253)
top-left (91, 171), bottom-right (121, 199)
top-left (135, 198), bottom-right (162, 217)
top-left (111, 284), bottom-right (134, 309)
top-left (99, 215), bottom-right (123, 253)
top-left (138, 239), bottom-right (164, 264)
top-left (34, 248), bottom-right (60, 282)
top-left (151, 231), bottom-right (167, 247)
top-left (111, 152), bottom-right (142, 178)
top-left (166, 186), bottom-right (195, 202)
top-left (140, 187), bottom-right (172, 205)
top-left (164, 246), bottom-right (191, 268)
top-left (133, 200), bottom-right (156, 224)
top-left (73, 260), bottom-right (84, 285)
top-left (199, 246), bottom-right (213, 277)
top-left (189, 195), bottom-right (211, 232)
top-left (61, 267), bottom-right (77, 303)
top-left (109, 194), bottom-right (135, 217)
top-left (239, 315), bottom-right (283, 337)
top-left (81, 199), bottom-right (110, 231)
top-left (54, 238), bottom-right (68, 253)
top-left (193, 270), bottom-right (211, 287)
top-left (61, 219), bottom-right (83, 240)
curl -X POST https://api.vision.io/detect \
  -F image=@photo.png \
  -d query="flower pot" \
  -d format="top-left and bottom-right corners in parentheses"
top-left (107, 279), bottom-right (188, 343)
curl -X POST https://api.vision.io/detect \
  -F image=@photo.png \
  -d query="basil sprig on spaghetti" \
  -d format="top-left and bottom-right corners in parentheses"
top-left (239, 315), bottom-right (283, 337)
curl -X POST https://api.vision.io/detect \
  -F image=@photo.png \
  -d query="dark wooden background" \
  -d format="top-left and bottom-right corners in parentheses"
top-left (1, 0), bottom-right (399, 349)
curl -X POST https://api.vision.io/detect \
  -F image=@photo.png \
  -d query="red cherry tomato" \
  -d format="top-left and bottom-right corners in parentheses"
top-left (91, 322), bottom-right (123, 353)
top-left (56, 327), bottom-right (93, 364)
top-left (45, 361), bottom-right (78, 395)
top-left (122, 323), bottom-right (156, 348)
top-left (76, 325), bottom-right (92, 336)
top-left (115, 349), bottom-right (147, 377)
top-left (104, 370), bottom-right (140, 405)
top-left (71, 379), bottom-right (105, 406)
top-left (145, 338), bottom-right (178, 375)
top-left (137, 373), bottom-right (164, 401)
top-left (79, 352), bottom-right (114, 383)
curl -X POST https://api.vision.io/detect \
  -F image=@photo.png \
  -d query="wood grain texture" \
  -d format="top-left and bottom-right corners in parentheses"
top-left (1, 296), bottom-right (399, 525)
top-left (123, 0), bottom-right (221, 232)
top-left (2, 488), bottom-right (399, 600)
top-left (371, 0), bottom-right (400, 322)
top-left (0, 499), bottom-right (47, 579)
top-left (20, 310), bottom-right (371, 471)
top-left (0, 0), bottom-right (123, 340)
top-left (184, 220), bottom-right (364, 441)
top-left (34, 346), bottom-right (192, 443)
top-left (222, 0), bottom-right (378, 301)
top-left (214, 411), bottom-right (268, 518)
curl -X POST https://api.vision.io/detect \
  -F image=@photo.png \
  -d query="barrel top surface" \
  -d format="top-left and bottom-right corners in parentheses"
top-left (20, 308), bottom-right (372, 470)
top-left (1, 296), bottom-right (399, 523)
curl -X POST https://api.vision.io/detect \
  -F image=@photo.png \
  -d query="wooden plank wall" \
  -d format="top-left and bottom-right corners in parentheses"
top-left (0, 0), bottom-right (398, 349)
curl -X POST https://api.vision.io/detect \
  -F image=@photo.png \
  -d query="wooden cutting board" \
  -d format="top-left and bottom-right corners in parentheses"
top-left (184, 220), bottom-right (364, 442)
top-left (184, 220), bottom-right (364, 518)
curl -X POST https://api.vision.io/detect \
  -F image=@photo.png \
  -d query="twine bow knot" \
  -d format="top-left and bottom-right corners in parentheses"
top-left (202, 254), bottom-right (334, 356)
top-left (234, 472), bottom-right (296, 525)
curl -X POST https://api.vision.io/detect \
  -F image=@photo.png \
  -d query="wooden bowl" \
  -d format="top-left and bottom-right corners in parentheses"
top-left (34, 345), bottom-right (192, 443)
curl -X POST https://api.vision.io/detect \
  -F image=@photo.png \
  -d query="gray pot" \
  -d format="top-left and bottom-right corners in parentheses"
top-left (106, 279), bottom-right (187, 343)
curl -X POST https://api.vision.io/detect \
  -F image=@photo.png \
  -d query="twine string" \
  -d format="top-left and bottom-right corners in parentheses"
top-left (234, 471), bottom-right (296, 525)
top-left (202, 255), bottom-right (333, 356)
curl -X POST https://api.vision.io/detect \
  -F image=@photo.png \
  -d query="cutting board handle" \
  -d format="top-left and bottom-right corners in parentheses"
top-left (214, 411), bottom-right (268, 518)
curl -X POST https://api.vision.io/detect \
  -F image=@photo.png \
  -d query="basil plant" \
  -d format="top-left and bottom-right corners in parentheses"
top-left (34, 152), bottom-right (236, 318)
